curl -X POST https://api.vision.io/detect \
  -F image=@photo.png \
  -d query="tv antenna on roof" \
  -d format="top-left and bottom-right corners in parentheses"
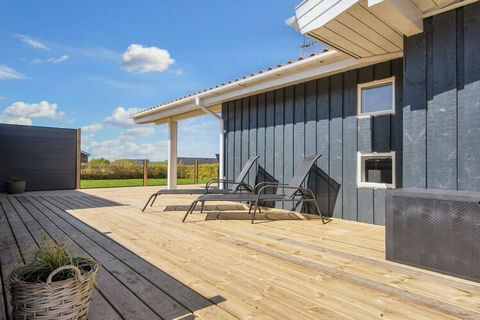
top-left (300, 37), bottom-right (322, 57)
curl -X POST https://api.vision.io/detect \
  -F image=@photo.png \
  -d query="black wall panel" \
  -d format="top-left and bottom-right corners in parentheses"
top-left (0, 124), bottom-right (78, 192)
top-left (223, 59), bottom-right (403, 224)
top-left (403, 3), bottom-right (480, 192)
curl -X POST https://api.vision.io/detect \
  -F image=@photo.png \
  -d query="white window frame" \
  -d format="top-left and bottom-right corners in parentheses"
top-left (357, 151), bottom-right (396, 189)
top-left (357, 77), bottom-right (395, 118)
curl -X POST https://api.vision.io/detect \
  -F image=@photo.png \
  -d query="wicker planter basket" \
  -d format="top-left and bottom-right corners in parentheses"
top-left (9, 263), bottom-right (99, 320)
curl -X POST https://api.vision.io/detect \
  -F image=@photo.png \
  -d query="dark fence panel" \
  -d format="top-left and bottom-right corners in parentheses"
top-left (0, 124), bottom-right (78, 192)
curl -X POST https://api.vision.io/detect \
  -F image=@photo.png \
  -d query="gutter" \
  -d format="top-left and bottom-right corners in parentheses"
top-left (132, 50), bottom-right (339, 121)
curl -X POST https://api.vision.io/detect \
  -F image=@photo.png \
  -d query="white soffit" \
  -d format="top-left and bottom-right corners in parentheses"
top-left (292, 0), bottom-right (472, 59)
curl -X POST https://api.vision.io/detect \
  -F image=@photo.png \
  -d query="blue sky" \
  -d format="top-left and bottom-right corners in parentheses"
top-left (0, 0), bottom-right (321, 160)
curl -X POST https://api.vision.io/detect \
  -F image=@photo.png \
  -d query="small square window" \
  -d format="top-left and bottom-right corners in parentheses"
top-left (357, 152), bottom-right (395, 189)
top-left (358, 77), bottom-right (395, 117)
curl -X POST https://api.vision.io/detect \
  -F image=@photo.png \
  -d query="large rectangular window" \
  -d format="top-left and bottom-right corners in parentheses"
top-left (357, 152), bottom-right (395, 189)
top-left (357, 77), bottom-right (395, 117)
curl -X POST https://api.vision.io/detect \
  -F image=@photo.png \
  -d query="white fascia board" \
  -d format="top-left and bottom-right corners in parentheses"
top-left (295, 0), bottom-right (359, 34)
top-left (134, 51), bottom-right (402, 125)
top-left (368, 0), bottom-right (423, 36)
top-left (133, 50), bottom-right (339, 123)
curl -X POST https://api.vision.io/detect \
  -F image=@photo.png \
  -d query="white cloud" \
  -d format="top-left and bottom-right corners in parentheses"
top-left (31, 55), bottom-right (69, 65)
top-left (122, 126), bottom-right (155, 137)
top-left (17, 34), bottom-right (50, 50)
top-left (104, 107), bottom-right (140, 127)
top-left (83, 135), bottom-right (166, 161)
top-left (0, 101), bottom-right (65, 125)
top-left (0, 65), bottom-right (26, 80)
top-left (65, 46), bottom-right (119, 61)
top-left (82, 122), bottom-right (103, 133)
top-left (120, 44), bottom-right (174, 73)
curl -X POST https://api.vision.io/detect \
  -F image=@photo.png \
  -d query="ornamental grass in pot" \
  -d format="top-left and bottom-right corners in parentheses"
top-left (9, 239), bottom-right (100, 320)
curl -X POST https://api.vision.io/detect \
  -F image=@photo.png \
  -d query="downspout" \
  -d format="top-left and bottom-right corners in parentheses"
top-left (195, 97), bottom-right (225, 189)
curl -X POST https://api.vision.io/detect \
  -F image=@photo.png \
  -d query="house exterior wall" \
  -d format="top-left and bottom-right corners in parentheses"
top-left (403, 2), bottom-right (480, 191)
top-left (222, 59), bottom-right (403, 225)
top-left (0, 124), bottom-right (78, 192)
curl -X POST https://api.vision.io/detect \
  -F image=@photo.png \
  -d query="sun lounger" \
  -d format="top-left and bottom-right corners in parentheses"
top-left (142, 155), bottom-right (259, 212)
top-left (183, 154), bottom-right (329, 224)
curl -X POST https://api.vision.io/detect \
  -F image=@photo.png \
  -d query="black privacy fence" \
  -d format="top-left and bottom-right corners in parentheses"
top-left (80, 159), bottom-right (218, 188)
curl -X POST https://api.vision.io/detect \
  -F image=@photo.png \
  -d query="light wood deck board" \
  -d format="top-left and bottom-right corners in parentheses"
top-left (1, 187), bottom-right (480, 319)
top-left (75, 202), bottom-right (474, 319)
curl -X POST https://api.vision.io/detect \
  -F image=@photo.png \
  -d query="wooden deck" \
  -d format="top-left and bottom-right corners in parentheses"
top-left (1, 186), bottom-right (480, 320)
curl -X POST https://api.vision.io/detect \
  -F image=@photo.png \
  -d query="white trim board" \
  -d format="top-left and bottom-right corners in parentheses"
top-left (133, 51), bottom-right (402, 124)
top-left (357, 151), bottom-right (396, 189)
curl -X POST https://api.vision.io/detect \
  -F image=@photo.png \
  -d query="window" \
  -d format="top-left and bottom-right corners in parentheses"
top-left (357, 152), bottom-right (395, 189)
top-left (357, 77), bottom-right (395, 117)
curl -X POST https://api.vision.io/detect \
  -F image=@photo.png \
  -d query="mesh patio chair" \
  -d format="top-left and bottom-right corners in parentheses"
top-left (183, 154), bottom-right (329, 224)
top-left (142, 155), bottom-right (259, 212)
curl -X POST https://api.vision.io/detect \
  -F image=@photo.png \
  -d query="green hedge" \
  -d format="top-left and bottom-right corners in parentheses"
top-left (81, 160), bottom-right (218, 181)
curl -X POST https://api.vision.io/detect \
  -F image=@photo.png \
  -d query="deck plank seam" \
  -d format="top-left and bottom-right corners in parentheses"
top-left (41, 195), bottom-right (241, 320)
top-left (39, 195), bottom-right (237, 318)
top-left (0, 201), bottom-right (25, 264)
top-left (47, 195), bottom-right (288, 318)
top-left (131, 209), bottom-right (480, 318)
top-left (5, 197), bottom-right (42, 255)
top-left (19, 196), bottom-right (167, 320)
top-left (262, 223), bottom-right (385, 253)
top-left (12, 196), bottom-right (136, 320)
top-left (8, 196), bottom-right (126, 320)
top-left (251, 230), bottom-right (480, 293)
top-left (221, 235), bottom-right (480, 320)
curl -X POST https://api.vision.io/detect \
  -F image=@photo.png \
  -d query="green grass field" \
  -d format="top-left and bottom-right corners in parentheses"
top-left (81, 178), bottom-right (211, 189)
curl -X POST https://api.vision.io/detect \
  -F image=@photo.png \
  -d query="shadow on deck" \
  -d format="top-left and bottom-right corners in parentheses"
top-left (0, 193), bottom-right (228, 320)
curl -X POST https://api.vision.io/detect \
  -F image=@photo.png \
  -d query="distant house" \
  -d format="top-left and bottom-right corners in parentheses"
top-left (80, 151), bottom-right (90, 163)
top-left (178, 157), bottom-right (218, 165)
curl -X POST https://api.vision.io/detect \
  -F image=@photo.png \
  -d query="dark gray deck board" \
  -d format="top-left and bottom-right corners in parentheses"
top-left (0, 193), bottom-right (236, 320)
top-left (37, 195), bottom-right (224, 317)
top-left (21, 195), bottom-right (188, 319)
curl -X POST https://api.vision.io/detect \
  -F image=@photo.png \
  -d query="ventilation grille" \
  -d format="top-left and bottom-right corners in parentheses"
top-left (387, 191), bottom-right (480, 282)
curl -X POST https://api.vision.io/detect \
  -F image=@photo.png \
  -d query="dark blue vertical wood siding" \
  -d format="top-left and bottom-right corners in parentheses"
top-left (403, 3), bottom-right (480, 192)
top-left (222, 59), bottom-right (402, 225)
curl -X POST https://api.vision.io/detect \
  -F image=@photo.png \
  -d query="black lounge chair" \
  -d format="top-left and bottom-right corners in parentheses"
top-left (142, 155), bottom-right (259, 212)
top-left (183, 154), bottom-right (329, 224)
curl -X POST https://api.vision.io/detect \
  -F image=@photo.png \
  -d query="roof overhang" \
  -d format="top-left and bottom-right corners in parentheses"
top-left (132, 50), bottom-right (402, 125)
top-left (289, 0), bottom-right (473, 58)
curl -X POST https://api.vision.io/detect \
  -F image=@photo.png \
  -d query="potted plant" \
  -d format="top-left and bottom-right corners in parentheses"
top-left (5, 178), bottom-right (26, 194)
top-left (9, 239), bottom-right (100, 320)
